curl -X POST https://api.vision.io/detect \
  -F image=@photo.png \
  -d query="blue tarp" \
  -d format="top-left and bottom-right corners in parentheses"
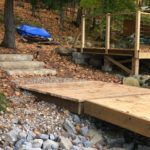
top-left (17, 25), bottom-right (52, 39)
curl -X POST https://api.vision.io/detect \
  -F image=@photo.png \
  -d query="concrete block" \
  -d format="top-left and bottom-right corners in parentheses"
top-left (6, 69), bottom-right (57, 76)
top-left (0, 61), bottom-right (44, 69)
top-left (0, 54), bottom-right (33, 62)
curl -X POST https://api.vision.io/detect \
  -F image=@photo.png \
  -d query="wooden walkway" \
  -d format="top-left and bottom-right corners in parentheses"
top-left (19, 81), bottom-right (150, 138)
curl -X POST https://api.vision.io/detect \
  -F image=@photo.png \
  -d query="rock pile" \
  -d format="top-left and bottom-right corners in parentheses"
top-left (1, 103), bottom-right (150, 150)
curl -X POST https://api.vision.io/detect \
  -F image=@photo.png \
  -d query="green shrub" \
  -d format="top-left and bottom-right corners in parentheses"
top-left (0, 93), bottom-right (9, 112)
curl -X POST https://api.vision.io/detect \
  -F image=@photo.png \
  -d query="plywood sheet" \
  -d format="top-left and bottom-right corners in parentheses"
top-left (84, 95), bottom-right (150, 137)
top-left (20, 81), bottom-right (150, 137)
top-left (20, 81), bottom-right (150, 102)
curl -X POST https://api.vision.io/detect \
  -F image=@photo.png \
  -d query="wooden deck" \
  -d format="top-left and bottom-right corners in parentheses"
top-left (76, 47), bottom-right (135, 56)
top-left (20, 81), bottom-right (150, 138)
top-left (74, 11), bottom-right (150, 75)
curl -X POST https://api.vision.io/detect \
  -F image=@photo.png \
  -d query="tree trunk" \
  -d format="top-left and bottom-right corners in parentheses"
top-left (75, 8), bottom-right (82, 27)
top-left (2, 0), bottom-right (16, 49)
top-left (59, 8), bottom-right (65, 31)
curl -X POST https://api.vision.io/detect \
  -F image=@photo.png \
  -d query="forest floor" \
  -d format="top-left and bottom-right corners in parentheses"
top-left (0, 0), bottom-right (121, 97)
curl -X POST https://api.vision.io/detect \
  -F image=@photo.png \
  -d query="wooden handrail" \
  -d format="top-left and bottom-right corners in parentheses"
top-left (105, 13), bottom-right (111, 54)
top-left (133, 10), bottom-right (141, 75)
top-left (135, 10), bottom-right (141, 54)
top-left (141, 11), bottom-right (150, 16)
top-left (81, 14), bottom-right (85, 53)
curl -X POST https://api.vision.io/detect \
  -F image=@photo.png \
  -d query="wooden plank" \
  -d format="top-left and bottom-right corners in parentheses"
top-left (139, 52), bottom-right (150, 59)
top-left (132, 57), bottom-right (140, 75)
top-left (133, 10), bottom-right (141, 75)
top-left (84, 95), bottom-right (150, 137)
top-left (19, 81), bottom-right (150, 137)
top-left (141, 11), bottom-right (150, 16)
top-left (32, 91), bottom-right (84, 114)
top-left (73, 32), bottom-right (81, 48)
top-left (75, 47), bottom-right (134, 56)
top-left (105, 13), bottom-right (111, 54)
top-left (110, 12), bottom-right (135, 16)
top-left (105, 56), bottom-right (132, 74)
top-left (81, 14), bottom-right (86, 52)
top-left (20, 81), bottom-right (150, 102)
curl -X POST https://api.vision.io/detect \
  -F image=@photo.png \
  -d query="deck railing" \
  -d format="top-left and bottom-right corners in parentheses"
top-left (80, 11), bottom-right (150, 51)
top-left (79, 11), bottom-right (150, 75)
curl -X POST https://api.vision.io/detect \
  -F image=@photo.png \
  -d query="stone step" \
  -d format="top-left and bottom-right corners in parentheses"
top-left (0, 61), bottom-right (45, 69)
top-left (6, 69), bottom-right (57, 76)
top-left (0, 54), bottom-right (33, 62)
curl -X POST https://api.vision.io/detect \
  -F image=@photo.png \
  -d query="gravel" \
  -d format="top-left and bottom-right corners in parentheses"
top-left (0, 77), bottom-right (149, 150)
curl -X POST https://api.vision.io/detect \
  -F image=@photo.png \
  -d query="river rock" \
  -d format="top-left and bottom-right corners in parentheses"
top-left (108, 148), bottom-right (125, 150)
top-left (80, 126), bottom-right (89, 136)
top-left (26, 131), bottom-right (34, 142)
top-left (123, 77), bottom-right (140, 87)
top-left (49, 134), bottom-right (56, 141)
top-left (83, 140), bottom-right (91, 148)
top-left (32, 139), bottom-right (43, 148)
top-left (18, 131), bottom-right (27, 140)
top-left (43, 140), bottom-right (59, 150)
top-left (72, 137), bottom-right (82, 145)
top-left (37, 134), bottom-right (49, 140)
top-left (19, 142), bottom-right (32, 150)
top-left (83, 148), bottom-right (97, 150)
top-left (72, 114), bottom-right (81, 123)
top-left (87, 129), bottom-right (103, 145)
top-left (5, 127), bottom-right (21, 144)
top-left (63, 119), bottom-right (76, 134)
top-left (71, 145), bottom-right (82, 150)
top-left (4, 146), bottom-right (13, 150)
top-left (15, 139), bottom-right (27, 149)
top-left (59, 136), bottom-right (72, 150)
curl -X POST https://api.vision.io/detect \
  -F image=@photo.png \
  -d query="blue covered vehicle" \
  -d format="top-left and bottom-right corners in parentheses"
top-left (17, 24), bottom-right (52, 42)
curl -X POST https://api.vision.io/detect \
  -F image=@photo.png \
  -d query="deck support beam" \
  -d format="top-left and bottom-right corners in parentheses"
top-left (81, 13), bottom-right (86, 53)
top-left (132, 10), bottom-right (141, 75)
top-left (73, 32), bottom-right (81, 48)
top-left (106, 56), bottom-right (132, 74)
top-left (105, 13), bottom-right (111, 53)
top-left (104, 13), bottom-right (111, 71)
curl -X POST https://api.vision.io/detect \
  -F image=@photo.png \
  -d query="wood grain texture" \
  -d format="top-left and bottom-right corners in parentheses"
top-left (20, 81), bottom-right (150, 137)
top-left (20, 81), bottom-right (150, 102)
top-left (84, 95), bottom-right (150, 137)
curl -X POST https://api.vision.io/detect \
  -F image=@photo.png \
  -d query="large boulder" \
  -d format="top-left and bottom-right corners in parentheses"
top-left (123, 77), bottom-right (140, 87)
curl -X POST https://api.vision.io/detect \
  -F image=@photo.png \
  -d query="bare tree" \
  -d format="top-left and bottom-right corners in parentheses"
top-left (2, 0), bottom-right (16, 49)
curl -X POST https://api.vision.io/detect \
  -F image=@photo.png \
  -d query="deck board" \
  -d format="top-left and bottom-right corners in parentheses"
top-left (84, 95), bottom-right (150, 137)
top-left (20, 81), bottom-right (150, 102)
top-left (20, 81), bottom-right (150, 137)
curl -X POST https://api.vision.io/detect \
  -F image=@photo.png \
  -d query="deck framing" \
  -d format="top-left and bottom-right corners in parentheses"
top-left (20, 81), bottom-right (150, 138)
top-left (74, 11), bottom-right (150, 75)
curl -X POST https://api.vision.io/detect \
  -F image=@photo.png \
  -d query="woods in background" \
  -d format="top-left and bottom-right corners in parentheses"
top-left (1, 0), bottom-right (150, 49)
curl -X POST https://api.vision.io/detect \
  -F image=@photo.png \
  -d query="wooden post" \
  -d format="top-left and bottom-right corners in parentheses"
top-left (132, 10), bottom-right (141, 75)
top-left (81, 13), bottom-right (85, 53)
top-left (103, 13), bottom-right (111, 71)
top-left (105, 13), bottom-right (111, 53)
